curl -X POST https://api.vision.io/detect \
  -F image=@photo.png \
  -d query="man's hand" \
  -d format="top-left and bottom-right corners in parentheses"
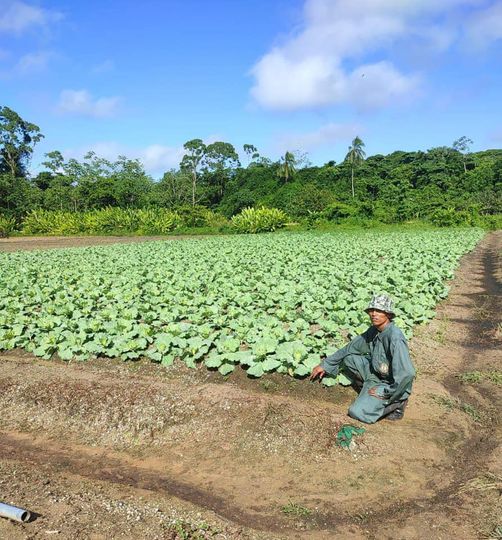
top-left (368, 386), bottom-right (386, 400)
top-left (309, 365), bottom-right (326, 381)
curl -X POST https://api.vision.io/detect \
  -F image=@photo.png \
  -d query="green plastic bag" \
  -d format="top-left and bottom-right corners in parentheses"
top-left (335, 424), bottom-right (366, 448)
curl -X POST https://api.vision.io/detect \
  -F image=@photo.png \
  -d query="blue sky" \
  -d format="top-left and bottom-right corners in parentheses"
top-left (1, 0), bottom-right (501, 178)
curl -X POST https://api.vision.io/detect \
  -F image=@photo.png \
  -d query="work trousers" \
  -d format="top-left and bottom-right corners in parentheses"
top-left (342, 354), bottom-right (406, 424)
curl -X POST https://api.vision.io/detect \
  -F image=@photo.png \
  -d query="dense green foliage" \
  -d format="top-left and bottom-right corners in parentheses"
top-left (20, 206), bottom-right (229, 235)
top-left (0, 214), bottom-right (15, 237)
top-left (230, 207), bottom-right (287, 233)
top-left (16, 206), bottom-right (288, 235)
top-left (0, 229), bottom-right (483, 383)
top-left (0, 106), bottom-right (43, 178)
top-left (22, 208), bottom-right (182, 235)
top-left (230, 149), bottom-right (501, 223)
top-left (1, 106), bottom-right (500, 228)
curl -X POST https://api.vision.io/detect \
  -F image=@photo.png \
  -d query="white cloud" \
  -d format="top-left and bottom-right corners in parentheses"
top-left (465, 1), bottom-right (502, 48)
top-left (250, 0), bottom-right (489, 111)
top-left (62, 141), bottom-right (185, 177)
top-left (0, 49), bottom-right (55, 78)
top-left (140, 144), bottom-right (185, 173)
top-left (251, 53), bottom-right (344, 109)
top-left (15, 50), bottom-right (53, 73)
top-left (62, 136), bottom-right (231, 177)
top-left (0, 0), bottom-right (62, 34)
top-left (275, 122), bottom-right (362, 153)
top-left (346, 62), bottom-right (420, 110)
top-left (57, 89), bottom-right (122, 118)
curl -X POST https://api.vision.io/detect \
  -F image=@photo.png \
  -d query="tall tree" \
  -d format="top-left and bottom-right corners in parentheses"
top-left (243, 143), bottom-right (260, 166)
top-left (453, 136), bottom-right (473, 173)
top-left (42, 150), bottom-right (65, 174)
top-left (204, 141), bottom-right (240, 199)
top-left (345, 136), bottom-right (366, 197)
top-left (40, 151), bottom-right (74, 210)
top-left (180, 139), bottom-right (207, 206)
top-left (154, 169), bottom-right (192, 207)
top-left (0, 106), bottom-right (44, 177)
top-left (111, 155), bottom-right (152, 208)
top-left (277, 151), bottom-right (297, 183)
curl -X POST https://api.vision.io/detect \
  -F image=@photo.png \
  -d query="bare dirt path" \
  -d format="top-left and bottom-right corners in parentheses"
top-left (362, 231), bottom-right (501, 539)
top-left (0, 232), bottom-right (500, 539)
top-left (0, 234), bottom-right (205, 252)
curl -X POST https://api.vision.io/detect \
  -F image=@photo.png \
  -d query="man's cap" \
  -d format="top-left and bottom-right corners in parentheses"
top-left (365, 294), bottom-right (395, 316)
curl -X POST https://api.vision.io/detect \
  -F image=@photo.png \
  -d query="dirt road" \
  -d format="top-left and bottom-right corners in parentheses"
top-left (0, 235), bottom-right (204, 252)
top-left (0, 233), bottom-right (500, 539)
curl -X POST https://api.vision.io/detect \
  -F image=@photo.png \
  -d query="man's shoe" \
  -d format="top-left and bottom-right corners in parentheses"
top-left (348, 374), bottom-right (364, 393)
top-left (385, 408), bottom-right (405, 420)
top-left (383, 399), bottom-right (408, 421)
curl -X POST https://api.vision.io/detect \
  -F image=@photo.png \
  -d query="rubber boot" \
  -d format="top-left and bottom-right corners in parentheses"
top-left (382, 399), bottom-right (408, 421)
top-left (349, 373), bottom-right (364, 393)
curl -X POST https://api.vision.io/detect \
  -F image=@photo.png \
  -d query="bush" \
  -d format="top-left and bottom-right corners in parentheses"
top-left (204, 210), bottom-right (229, 229)
top-left (322, 201), bottom-right (358, 222)
top-left (22, 208), bottom-right (182, 235)
top-left (0, 214), bottom-right (16, 237)
top-left (372, 201), bottom-right (398, 223)
top-left (302, 211), bottom-right (324, 229)
top-left (173, 205), bottom-right (209, 227)
top-left (218, 189), bottom-right (257, 218)
top-left (474, 214), bottom-right (502, 230)
top-left (429, 208), bottom-right (474, 227)
top-left (82, 207), bottom-right (138, 233)
top-left (265, 182), bottom-right (335, 218)
top-left (231, 207), bottom-right (288, 233)
top-left (174, 205), bottom-right (227, 228)
top-left (22, 209), bottom-right (83, 235)
top-left (136, 208), bottom-right (181, 234)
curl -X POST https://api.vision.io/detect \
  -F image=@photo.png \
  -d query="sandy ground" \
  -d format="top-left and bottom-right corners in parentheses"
top-left (0, 235), bottom-right (204, 252)
top-left (0, 232), bottom-right (500, 539)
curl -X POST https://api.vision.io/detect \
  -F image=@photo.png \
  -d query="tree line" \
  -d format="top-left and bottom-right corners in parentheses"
top-left (1, 106), bottom-right (501, 225)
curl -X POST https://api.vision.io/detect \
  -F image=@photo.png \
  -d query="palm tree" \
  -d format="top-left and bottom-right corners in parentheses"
top-left (345, 137), bottom-right (366, 198)
top-left (277, 151), bottom-right (297, 183)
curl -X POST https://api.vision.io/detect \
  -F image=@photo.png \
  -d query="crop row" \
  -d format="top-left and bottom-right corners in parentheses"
top-left (0, 229), bottom-right (483, 384)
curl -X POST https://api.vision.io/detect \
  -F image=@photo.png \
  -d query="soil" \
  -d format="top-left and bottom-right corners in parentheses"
top-left (0, 232), bottom-right (500, 540)
top-left (0, 235), bottom-right (204, 253)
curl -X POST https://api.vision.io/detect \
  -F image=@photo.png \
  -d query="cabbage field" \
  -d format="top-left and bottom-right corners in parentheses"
top-left (0, 229), bottom-right (483, 385)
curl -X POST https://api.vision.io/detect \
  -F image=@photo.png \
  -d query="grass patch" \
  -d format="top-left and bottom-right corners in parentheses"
top-left (433, 315), bottom-right (450, 345)
top-left (429, 394), bottom-right (483, 422)
top-left (281, 501), bottom-right (312, 517)
top-left (260, 379), bottom-right (279, 392)
top-left (486, 371), bottom-right (502, 385)
top-left (457, 371), bottom-right (484, 384)
top-left (460, 402), bottom-right (482, 422)
top-left (460, 472), bottom-right (502, 494)
top-left (457, 370), bottom-right (502, 385)
top-left (168, 519), bottom-right (220, 539)
top-left (495, 322), bottom-right (502, 339)
top-left (430, 395), bottom-right (458, 410)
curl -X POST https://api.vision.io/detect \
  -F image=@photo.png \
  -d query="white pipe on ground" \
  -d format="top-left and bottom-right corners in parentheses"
top-left (0, 501), bottom-right (31, 522)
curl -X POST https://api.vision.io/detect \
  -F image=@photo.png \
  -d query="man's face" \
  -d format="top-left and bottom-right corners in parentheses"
top-left (367, 308), bottom-right (391, 327)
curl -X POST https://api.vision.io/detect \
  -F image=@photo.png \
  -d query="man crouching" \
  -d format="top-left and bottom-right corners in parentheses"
top-left (310, 294), bottom-right (416, 423)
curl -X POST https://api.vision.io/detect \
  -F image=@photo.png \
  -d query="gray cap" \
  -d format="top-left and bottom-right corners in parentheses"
top-left (365, 294), bottom-right (395, 316)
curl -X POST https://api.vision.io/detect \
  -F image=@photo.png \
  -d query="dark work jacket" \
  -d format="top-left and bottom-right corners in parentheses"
top-left (320, 322), bottom-right (416, 403)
